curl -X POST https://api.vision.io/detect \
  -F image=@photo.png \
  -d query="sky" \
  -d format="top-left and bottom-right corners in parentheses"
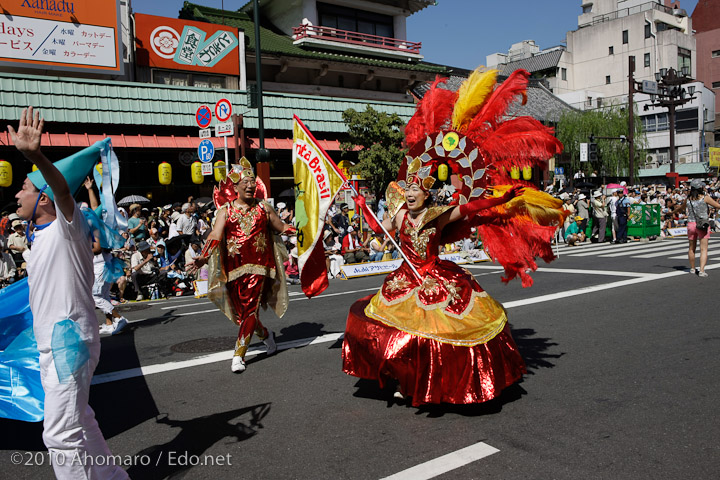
top-left (132, 0), bottom-right (700, 70)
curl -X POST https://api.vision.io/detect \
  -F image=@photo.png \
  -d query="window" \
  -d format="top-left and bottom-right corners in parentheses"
top-left (712, 50), bottom-right (720, 58)
top-left (152, 70), bottom-right (226, 89)
top-left (641, 113), bottom-right (669, 133)
top-left (644, 23), bottom-right (652, 39)
top-left (582, 4), bottom-right (592, 14)
top-left (678, 47), bottom-right (691, 73)
top-left (606, 75), bottom-right (611, 84)
top-left (609, 46), bottom-right (614, 55)
top-left (644, 53), bottom-right (651, 67)
top-left (712, 81), bottom-right (720, 89)
top-left (676, 108), bottom-right (699, 131)
top-left (622, 30), bottom-right (628, 44)
top-left (561, 68), bottom-right (567, 81)
top-left (318, 2), bottom-right (394, 38)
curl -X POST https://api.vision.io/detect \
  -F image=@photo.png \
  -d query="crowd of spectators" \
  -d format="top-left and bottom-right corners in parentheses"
top-left (550, 177), bottom-right (720, 246)
top-left (5, 177), bottom-right (718, 292)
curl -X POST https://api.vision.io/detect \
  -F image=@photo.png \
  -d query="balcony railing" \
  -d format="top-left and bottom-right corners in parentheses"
top-left (580, 1), bottom-right (677, 27)
top-left (292, 24), bottom-right (421, 55)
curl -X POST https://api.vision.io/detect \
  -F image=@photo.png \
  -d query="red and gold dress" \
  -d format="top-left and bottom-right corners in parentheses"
top-left (207, 200), bottom-right (288, 358)
top-left (342, 207), bottom-right (526, 406)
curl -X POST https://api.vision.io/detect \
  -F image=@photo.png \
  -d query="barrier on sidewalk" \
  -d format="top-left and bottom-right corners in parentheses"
top-left (585, 204), bottom-right (661, 238)
top-left (339, 252), bottom-right (490, 279)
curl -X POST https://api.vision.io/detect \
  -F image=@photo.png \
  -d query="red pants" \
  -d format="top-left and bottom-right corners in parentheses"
top-left (227, 274), bottom-right (270, 358)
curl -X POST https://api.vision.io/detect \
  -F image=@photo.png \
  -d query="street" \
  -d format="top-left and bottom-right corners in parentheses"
top-left (2, 237), bottom-right (719, 479)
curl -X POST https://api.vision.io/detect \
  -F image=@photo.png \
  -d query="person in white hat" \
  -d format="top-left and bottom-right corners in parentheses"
top-left (576, 193), bottom-right (589, 234)
top-left (591, 190), bottom-right (608, 242)
top-left (9, 107), bottom-right (129, 479)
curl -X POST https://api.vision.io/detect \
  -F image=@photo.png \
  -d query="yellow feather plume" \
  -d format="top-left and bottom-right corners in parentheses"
top-left (451, 67), bottom-right (498, 132)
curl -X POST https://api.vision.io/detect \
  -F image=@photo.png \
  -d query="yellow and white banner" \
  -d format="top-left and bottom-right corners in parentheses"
top-left (292, 116), bottom-right (347, 297)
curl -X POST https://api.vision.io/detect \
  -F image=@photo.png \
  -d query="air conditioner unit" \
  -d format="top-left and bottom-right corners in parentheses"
top-left (678, 157), bottom-right (687, 164)
top-left (644, 154), bottom-right (659, 168)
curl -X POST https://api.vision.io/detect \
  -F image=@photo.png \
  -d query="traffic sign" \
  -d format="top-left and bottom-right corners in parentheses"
top-left (580, 142), bottom-right (588, 162)
top-left (642, 80), bottom-right (658, 95)
top-left (554, 167), bottom-right (564, 175)
top-left (215, 98), bottom-right (232, 122)
top-left (198, 139), bottom-right (215, 163)
top-left (216, 122), bottom-right (234, 137)
top-left (199, 128), bottom-right (211, 139)
top-left (196, 105), bottom-right (212, 129)
top-left (201, 163), bottom-right (213, 176)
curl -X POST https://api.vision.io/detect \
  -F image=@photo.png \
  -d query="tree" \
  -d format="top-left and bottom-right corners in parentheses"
top-left (556, 103), bottom-right (646, 179)
top-left (340, 106), bottom-right (406, 200)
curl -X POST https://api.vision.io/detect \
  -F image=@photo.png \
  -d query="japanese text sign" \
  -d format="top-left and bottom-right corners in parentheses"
top-left (135, 13), bottom-right (242, 76)
top-left (0, 0), bottom-right (121, 73)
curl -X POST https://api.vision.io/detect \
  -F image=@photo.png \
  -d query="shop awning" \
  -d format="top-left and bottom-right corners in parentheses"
top-left (0, 132), bottom-right (343, 151)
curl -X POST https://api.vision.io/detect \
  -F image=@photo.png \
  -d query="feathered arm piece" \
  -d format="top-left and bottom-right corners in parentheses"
top-left (405, 76), bottom-right (457, 146)
top-left (451, 68), bottom-right (498, 132)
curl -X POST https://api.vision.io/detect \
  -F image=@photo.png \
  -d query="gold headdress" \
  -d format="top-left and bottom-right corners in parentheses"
top-left (227, 157), bottom-right (255, 183)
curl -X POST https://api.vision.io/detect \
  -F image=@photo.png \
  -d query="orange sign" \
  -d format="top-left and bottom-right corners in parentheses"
top-left (0, 0), bottom-right (121, 72)
top-left (135, 14), bottom-right (242, 76)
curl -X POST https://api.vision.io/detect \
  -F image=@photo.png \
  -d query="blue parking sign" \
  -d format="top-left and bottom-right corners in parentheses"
top-left (198, 139), bottom-right (215, 163)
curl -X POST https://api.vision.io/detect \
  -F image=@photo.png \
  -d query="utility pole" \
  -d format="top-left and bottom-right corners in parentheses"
top-left (628, 56), bottom-right (635, 186)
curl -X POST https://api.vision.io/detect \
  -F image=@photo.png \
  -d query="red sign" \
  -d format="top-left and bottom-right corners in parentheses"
top-left (215, 99), bottom-right (232, 122)
top-left (134, 13), bottom-right (241, 76)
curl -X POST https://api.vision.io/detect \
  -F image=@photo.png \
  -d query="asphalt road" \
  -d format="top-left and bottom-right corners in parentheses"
top-left (2, 237), bottom-right (719, 479)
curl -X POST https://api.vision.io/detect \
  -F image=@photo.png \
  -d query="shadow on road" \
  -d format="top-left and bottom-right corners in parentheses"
top-left (511, 326), bottom-right (564, 373)
top-left (126, 403), bottom-right (271, 479)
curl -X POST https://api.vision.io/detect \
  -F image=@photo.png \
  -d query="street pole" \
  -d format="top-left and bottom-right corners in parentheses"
top-left (668, 102), bottom-right (677, 174)
top-left (252, 0), bottom-right (271, 195)
top-left (628, 56), bottom-right (635, 186)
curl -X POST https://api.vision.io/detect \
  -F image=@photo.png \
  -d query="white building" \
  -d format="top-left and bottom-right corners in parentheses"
top-left (487, 0), bottom-right (715, 173)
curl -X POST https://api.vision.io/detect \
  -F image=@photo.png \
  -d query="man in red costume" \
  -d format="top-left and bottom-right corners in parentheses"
top-left (188, 159), bottom-right (295, 373)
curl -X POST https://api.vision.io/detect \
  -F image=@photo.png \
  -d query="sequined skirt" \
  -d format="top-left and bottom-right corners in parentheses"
top-left (342, 296), bottom-right (526, 406)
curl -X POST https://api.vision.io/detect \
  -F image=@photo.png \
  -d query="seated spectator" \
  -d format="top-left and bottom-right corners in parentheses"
top-left (7, 220), bottom-right (29, 265)
top-left (368, 234), bottom-right (386, 262)
top-left (147, 227), bottom-right (162, 251)
top-left (130, 241), bottom-right (162, 300)
top-left (284, 248), bottom-right (300, 285)
top-left (324, 230), bottom-right (344, 278)
top-left (564, 216), bottom-right (586, 246)
top-left (127, 204), bottom-right (148, 242)
top-left (341, 226), bottom-right (369, 264)
top-left (185, 241), bottom-right (201, 266)
top-left (0, 248), bottom-right (17, 286)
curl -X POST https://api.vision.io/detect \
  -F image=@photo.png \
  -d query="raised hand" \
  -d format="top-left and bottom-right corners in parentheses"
top-left (7, 106), bottom-right (44, 161)
top-left (502, 184), bottom-right (525, 202)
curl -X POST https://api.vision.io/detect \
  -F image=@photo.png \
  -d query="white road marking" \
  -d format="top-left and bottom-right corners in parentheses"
top-left (567, 240), bottom-right (683, 257)
top-left (380, 442), bottom-right (499, 480)
top-left (161, 301), bottom-right (212, 310)
top-left (668, 249), bottom-right (720, 260)
top-left (598, 242), bottom-right (696, 258)
top-left (91, 332), bottom-right (345, 385)
top-left (464, 265), bottom-right (648, 277)
top-left (635, 244), bottom-right (720, 259)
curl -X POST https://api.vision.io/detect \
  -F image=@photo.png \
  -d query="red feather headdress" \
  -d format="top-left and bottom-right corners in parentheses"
top-left (399, 68), bottom-right (567, 286)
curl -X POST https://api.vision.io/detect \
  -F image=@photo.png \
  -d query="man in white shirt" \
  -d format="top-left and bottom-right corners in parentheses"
top-left (175, 202), bottom-right (198, 238)
top-left (9, 106), bottom-right (128, 479)
top-left (130, 241), bottom-right (158, 300)
top-left (0, 248), bottom-right (16, 285)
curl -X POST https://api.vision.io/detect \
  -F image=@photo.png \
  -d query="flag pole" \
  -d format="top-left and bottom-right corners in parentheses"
top-left (349, 185), bottom-right (423, 283)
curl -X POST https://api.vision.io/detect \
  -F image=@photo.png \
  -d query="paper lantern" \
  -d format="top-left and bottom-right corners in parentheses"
top-left (510, 167), bottom-right (520, 180)
top-left (158, 162), bottom-right (172, 185)
top-left (214, 160), bottom-right (227, 182)
top-left (522, 166), bottom-right (533, 181)
top-left (191, 161), bottom-right (203, 184)
top-left (438, 164), bottom-right (448, 181)
top-left (0, 160), bottom-right (11, 187)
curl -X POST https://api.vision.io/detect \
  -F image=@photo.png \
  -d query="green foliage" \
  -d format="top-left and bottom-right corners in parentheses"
top-left (340, 106), bottom-right (407, 199)
top-left (556, 104), bottom-right (646, 177)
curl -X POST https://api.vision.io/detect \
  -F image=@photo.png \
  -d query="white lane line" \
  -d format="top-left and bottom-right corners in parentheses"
top-left (567, 241), bottom-right (675, 257)
top-left (91, 332), bottom-right (345, 385)
top-left (501, 264), bottom-right (720, 309)
top-left (380, 442), bottom-right (499, 480)
top-left (161, 301), bottom-right (212, 310)
top-left (668, 249), bottom-right (720, 260)
top-left (635, 244), bottom-right (720, 259)
top-left (600, 243), bottom-right (706, 258)
top-left (464, 265), bottom-right (648, 277)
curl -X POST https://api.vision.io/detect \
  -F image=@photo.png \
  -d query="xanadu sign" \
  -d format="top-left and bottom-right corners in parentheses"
top-left (0, 0), bottom-right (122, 73)
top-left (135, 13), bottom-right (243, 76)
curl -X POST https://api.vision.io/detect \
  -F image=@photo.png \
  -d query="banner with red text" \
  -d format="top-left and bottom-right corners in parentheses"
top-left (292, 116), bottom-right (347, 297)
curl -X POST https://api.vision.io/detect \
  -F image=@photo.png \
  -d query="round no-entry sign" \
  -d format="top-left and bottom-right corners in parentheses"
top-left (196, 105), bottom-right (212, 129)
top-left (215, 98), bottom-right (232, 122)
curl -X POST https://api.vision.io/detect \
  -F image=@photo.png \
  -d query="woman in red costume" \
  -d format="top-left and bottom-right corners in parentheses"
top-left (343, 68), bottom-right (567, 406)
top-left (189, 159), bottom-right (295, 373)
